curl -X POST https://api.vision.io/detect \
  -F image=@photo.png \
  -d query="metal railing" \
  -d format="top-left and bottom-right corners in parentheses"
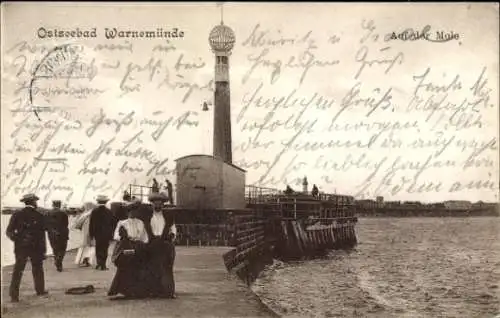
top-left (128, 184), bottom-right (153, 202)
top-left (245, 185), bottom-right (283, 204)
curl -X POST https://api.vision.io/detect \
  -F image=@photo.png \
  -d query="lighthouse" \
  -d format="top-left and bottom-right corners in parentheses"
top-left (208, 15), bottom-right (235, 163)
top-left (175, 10), bottom-right (246, 210)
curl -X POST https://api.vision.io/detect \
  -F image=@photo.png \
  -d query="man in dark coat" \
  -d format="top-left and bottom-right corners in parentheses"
top-left (89, 195), bottom-right (115, 270)
top-left (151, 178), bottom-right (160, 194)
top-left (165, 179), bottom-right (174, 205)
top-left (122, 191), bottom-right (131, 202)
top-left (284, 185), bottom-right (294, 195)
top-left (143, 193), bottom-right (177, 298)
top-left (311, 184), bottom-right (319, 198)
top-left (6, 193), bottom-right (49, 302)
top-left (46, 200), bottom-right (69, 272)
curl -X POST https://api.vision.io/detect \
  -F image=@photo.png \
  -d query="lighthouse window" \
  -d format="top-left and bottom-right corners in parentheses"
top-left (217, 56), bottom-right (228, 64)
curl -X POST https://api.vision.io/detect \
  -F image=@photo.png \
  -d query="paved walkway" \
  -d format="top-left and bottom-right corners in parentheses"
top-left (2, 247), bottom-right (277, 318)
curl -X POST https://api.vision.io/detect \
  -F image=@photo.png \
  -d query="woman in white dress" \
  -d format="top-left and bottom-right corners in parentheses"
top-left (73, 202), bottom-right (96, 267)
top-left (108, 202), bottom-right (149, 299)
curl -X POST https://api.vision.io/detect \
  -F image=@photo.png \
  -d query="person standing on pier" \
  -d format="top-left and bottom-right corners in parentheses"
top-left (73, 202), bottom-right (96, 267)
top-left (165, 179), bottom-right (174, 205)
top-left (6, 193), bottom-right (49, 302)
top-left (284, 185), bottom-right (294, 195)
top-left (145, 193), bottom-right (177, 298)
top-left (89, 195), bottom-right (115, 270)
top-left (312, 185), bottom-right (319, 198)
top-left (151, 178), bottom-right (160, 194)
top-left (123, 190), bottom-right (131, 202)
top-left (46, 200), bottom-right (69, 272)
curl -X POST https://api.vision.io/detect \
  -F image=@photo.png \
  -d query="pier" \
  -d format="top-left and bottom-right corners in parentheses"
top-left (2, 183), bottom-right (359, 316)
top-left (1, 16), bottom-right (358, 315)
top-left (2, 248), bottom-right (278, 318)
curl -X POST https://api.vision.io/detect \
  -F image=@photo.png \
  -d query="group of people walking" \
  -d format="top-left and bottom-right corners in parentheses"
top-left (6, 191), bottom-right (177, 302)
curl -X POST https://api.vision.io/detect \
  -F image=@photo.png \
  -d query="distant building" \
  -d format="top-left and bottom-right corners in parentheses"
top-left (428, 202), bottom-right (445, 209)
top-left (355, 199), bottom-right (377, 209)
top-left (403, 201), bottom-right (422, 205)
top-left (385, 201), bottom-right (401, 207)
top-left (443, 200), bottom-right (472, 210)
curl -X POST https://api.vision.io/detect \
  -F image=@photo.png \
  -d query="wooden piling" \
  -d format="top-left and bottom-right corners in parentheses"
top-left (297, 221), bottom-right (308, 254)
top-left (314, 229), bottom-right (320, 250)
top-left (333, 222), bottom-right (341, 248)
top-left (326, 227), bottom-right (331, 247)
top-left (329, 226), bottom-right (335, 248)
top-left (291, 221), bottom-right (304, 256)
top-left (297, 222), bottom-right (310, 252)
top-left (317, 229), bottom-right (322, 249)
top-left (306, 230), bottom-right (313, 250)
top-left (319, 228), bottom-right (325, 248)
top-left (281, 221), bottom-right (291, 256)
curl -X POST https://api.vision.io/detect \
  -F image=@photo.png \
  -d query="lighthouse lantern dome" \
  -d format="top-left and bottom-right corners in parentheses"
top-left (209, 23), bottom-right (236, 52)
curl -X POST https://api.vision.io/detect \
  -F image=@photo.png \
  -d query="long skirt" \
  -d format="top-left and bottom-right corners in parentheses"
top-left (108, 239), bottom-right (149, 298)
top-left (145, 237), bottom-right (176, 298)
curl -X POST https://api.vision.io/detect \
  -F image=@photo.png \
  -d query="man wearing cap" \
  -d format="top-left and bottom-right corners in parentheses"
top-left (46, 200), bottom-right (69, 272)
top-left (6, 193), bottom-right (49, 302)
top-left (89, 195), bottom-right (116, 270)
top-left (144, 193), bottom-right (177, 298)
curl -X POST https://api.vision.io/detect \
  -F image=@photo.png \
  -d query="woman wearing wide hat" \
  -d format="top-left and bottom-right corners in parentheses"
top-left (72, 202), bottom-right (96, 267)
top-left (144, 193), bottom-right (177, 298)
top-left (108, 199), bottom-right (150, 299)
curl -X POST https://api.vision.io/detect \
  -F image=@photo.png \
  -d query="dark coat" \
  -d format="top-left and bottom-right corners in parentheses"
top-left (46, 210), bottom-right (69, 240)
top-left (6, 206), bottom-right (47, 255)
top-left (142, 208), bottom-right (175, 240)
top-left (89, 205), bottom-right (115, 241)
top-left (142, 207), bottom-right (176, 297)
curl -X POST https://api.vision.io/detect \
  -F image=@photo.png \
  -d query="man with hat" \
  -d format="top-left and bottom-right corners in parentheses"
top-left (46, 200), bottom-right (69, 272)
top-left (6, 193), bottom-right (49, 302)
top-left (144, 193), bottom-right (177, 298)
top-left (89, 195), bottom-right (116, 270)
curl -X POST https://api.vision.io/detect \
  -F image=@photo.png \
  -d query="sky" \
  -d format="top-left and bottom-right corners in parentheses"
top-left (1, 2), bottom-right (499, 208)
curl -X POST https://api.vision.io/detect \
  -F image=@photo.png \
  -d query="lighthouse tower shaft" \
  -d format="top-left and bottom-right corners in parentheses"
top-left (209, 21), bottom-right (235, 164)
top-left (213, 52), bottom-right (232, 163)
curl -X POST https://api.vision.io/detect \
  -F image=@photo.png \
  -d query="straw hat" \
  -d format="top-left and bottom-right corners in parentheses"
top-left (126, 198), bottom-right (142, 206)
top-left (96, 195), bottom-right (109, 203)
top-left (20, 193), bottom-right (39, 203)
top-left (148, 193), bottom-right (167, 202)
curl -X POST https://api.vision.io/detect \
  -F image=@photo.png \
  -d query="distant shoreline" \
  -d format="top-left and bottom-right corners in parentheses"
top-left (358, 214), bottom-right (499, 218)
top-left (355, 206), bottom-right (499, 218)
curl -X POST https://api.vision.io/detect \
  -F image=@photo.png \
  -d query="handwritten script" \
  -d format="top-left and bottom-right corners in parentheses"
top-left (1, 4), bottom-right (498, 206)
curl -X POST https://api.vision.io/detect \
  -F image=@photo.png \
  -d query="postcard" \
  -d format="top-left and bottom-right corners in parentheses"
top-left (1, 2), bottom-right (499, 317)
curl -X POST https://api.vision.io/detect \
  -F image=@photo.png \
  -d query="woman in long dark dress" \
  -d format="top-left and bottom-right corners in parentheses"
top-left (108, 203), bottom-right (149, 299)
top-left (144, 193), bottom-right (177, 299)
